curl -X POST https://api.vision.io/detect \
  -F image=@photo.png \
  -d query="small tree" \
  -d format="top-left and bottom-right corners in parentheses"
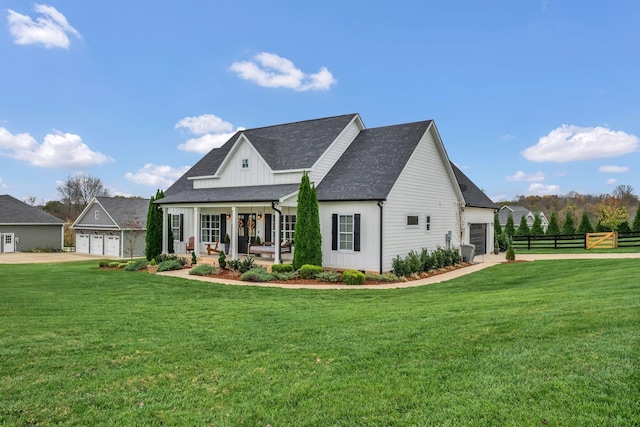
top-left (494, 213), bottom-right (502, 236)
top-left (504, 212), bottom-right (516, 237)
top-left (561, 210), bottom-right (576, 235)
top-left (597, 198), bottom-right (628, 232)
top-left (577, 211), bottom-right (594, 234)
top-left (530, 212), bottom-right (544, 236)
top-left (145, 189), bottom-right (164, 261)
top-left (516, 215), bottom-right (530, 236)
top-left (292, 172), bottom-right (322, 270)
top-left (632, 204), bottom-right (640, 231)
top-left (546, 212), bottom-right (560, 236)
top-left (122, 211), bottom-right (144, 259)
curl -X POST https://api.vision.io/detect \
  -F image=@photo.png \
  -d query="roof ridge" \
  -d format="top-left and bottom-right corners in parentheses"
top-left (242, 113), bottom-right (359, 133)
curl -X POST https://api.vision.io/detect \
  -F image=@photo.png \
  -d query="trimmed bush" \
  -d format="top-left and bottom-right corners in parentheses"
top-left (124, 258), bottom-right (148, 271)
top-left (272, 271), bottom-right (299, 281)
top-left (241, 267), bottom-right (275, 282)
top-left (218, 251), bottom-right (226, 269)
top-left (299, 264), bottom-right (323, 279)
top-left (392, 255), bottom-right (410, 277)
top-left (506, 246), bottom-right (516, 261)
top-left (342, 270), bottom-right (365, 285)
top-left (108, 262), bottom-right (120, 268)
top-left (158, 259), bottom-right (183, 272)
top-left (189, 264), bottom-right (215, 276)
top-left (316, 270), bottom-right (340, 282)
top-left (365, 273), bottom-right (399, 282)
top-left (99, 259), bottom-right (111, 268)
top-left (271, 264), bottom-right (294, 274)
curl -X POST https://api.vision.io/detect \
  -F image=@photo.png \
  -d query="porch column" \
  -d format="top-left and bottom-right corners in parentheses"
top-left (193, 207), bottom-right (200, 256)
top-left (274, 208), bottom-right (282, 265)
top-left (231, 206), bottom-right (238, 260)
top-left (162, 207), bottom-right (168, 254)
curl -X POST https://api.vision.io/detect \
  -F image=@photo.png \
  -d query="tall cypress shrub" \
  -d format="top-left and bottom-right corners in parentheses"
top-left (145, 189), bottom-right (164, 261)
top-left (561, 210), bottom-right (576, 235)
top-left (516, 215), bottom-right (530, 236)
top-left (546, 212), bottom-right (560, 235)
top-left (577, 211), bottom-right (594, 234)
top-left (494, 212), bottom-right (502, 236)
top-left (530, 213), bottom-right (544, 235)
top-left (632, 205), bottom-right (640, 231)
top-left (293, 172), bottom-right (322, 270)
top-left (504, 212), bottom-right (516, 237)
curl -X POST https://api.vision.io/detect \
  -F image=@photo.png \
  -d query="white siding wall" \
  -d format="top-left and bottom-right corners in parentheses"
top-left (382, 128), bottom-right (462, 272)
top-left (464, 207), bottom-right (496, 252)
top-left (319, 201), bottom-right (381, 272)
top-left (310, 119), bottom-right (362, 185)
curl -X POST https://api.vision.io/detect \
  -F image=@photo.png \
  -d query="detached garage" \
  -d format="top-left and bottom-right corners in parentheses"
top-left (0, 194), bottom-right (65, 253)
top-left (72, 197), bottom-right (149, 258)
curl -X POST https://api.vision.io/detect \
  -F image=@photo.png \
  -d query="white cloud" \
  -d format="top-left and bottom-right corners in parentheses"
top-left (125, 163), bottom-right (190, 188)
top-left (523, 125), bottom-right (639, 162)
top-left (0, 177), bottom-right (7, 189)
top-left (598, 165), bottom-right (629, 173)
top-left (491, 194), bottom-right (507, 203)
top-left (506, 170), bottom-right (545, 182)
top-left (0, 127), bottom-right (111, 168)
top-left (175, 114), bottom-right (234, 135)
top-left (174, 113), bottom-right (243, 153)
top-left (527, 183), bottom-right (561, 196)
top-left (7, 4), bottom-right (81, 49)
top-left (230, 52), bottom-right (336, 91)
top-left (606, 178), bottom-right (618, 185)
top-left (501, 134), bottom-right (517, 141)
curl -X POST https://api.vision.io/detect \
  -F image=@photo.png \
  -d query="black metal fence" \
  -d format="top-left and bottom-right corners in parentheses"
top-left (511, 231), bottom-right (640, 250)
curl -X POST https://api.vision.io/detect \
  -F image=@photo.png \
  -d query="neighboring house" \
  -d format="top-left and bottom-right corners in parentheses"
top-left (498, 205), bottom-right (549, 232)
top-left (0, 194), bottom-right (65, 252)
top-left (72, 197), bottom-right (150, 258)
top-left (155, 113), bottom-right (497, 273)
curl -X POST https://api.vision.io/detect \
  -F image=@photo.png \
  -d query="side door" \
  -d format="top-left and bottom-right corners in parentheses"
top-left (3, 233), bottom-right (15, 252)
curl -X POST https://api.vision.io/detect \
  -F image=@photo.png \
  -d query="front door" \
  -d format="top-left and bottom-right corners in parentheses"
top-left (237, 213), bottom-right (257, 254)
top-left (3, 233), bottom-right (15, 252)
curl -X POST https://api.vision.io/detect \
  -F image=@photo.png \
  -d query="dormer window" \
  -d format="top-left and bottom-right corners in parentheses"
top-left (241, 158), bottom-right (249, 169)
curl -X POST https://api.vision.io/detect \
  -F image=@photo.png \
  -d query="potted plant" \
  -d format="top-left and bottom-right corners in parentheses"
top-left (148, 258), bottom-right (158, 274)
top-left (494, 238), bottom-right (500, 254)
top-left (224, 233), bottom-right (230, 254)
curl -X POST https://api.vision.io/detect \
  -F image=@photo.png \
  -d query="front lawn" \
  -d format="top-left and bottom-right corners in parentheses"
top-left (1, 260), bottom-right (638, 425)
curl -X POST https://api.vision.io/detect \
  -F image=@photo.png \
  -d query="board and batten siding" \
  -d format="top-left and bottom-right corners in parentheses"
top-left (382, 127), bottom-right (463, 272)
top-left (76, 203), bottom-right (117, 228)
top-left (319, 201), bottom-right (381, 272)
top-left (309, 118), bottom-right (362, 185)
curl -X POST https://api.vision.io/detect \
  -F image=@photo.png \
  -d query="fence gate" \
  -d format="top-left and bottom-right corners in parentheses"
top-left (586, 232), bottom-right (618, 249)
top-left (469, 224), bottom-right (487, 255)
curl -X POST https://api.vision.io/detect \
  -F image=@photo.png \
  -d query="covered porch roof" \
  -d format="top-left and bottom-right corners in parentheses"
top-left (155, 183), bottom-right (300, 205)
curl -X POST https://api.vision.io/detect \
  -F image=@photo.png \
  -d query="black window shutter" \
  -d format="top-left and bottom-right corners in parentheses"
top-left (265, 214), bottom-right (272, 242)
top-left (332, 214), bottom-right (338, 250)
top-left (179, 214), bottom-right (184, 241)
top-left (220, 214), bottom-right (226, 242)
top-left (354, 214), bottom-right (361, 252)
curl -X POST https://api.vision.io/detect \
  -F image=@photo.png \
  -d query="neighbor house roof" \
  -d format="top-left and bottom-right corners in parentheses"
top-left (498, 205), bottom-right (534, 224)
top-left (165, 114), bottom-right (359, 196)
top-left (0, 194), bottom-right (65, 225)
top-left (316, 121), bottom-right (433, 201)
top-left (449, 163), bottom-right (498, 210)
top-left (94, 197), bottom-right (150, 229)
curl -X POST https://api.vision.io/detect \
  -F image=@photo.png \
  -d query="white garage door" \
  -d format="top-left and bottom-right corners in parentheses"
top-left (90, 234), bottom-right (104, 255)
top-left (105, 235), bottom-right (120, 257)
top-left (76, 234), bottom-right (90, 254)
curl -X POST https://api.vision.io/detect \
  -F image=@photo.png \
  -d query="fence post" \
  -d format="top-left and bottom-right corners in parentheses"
top-left (528, 235), bottom-right (531, 250)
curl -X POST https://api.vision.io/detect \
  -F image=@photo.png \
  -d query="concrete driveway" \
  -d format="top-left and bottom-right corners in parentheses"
top-left (0, 252), bottom-right (117, 264)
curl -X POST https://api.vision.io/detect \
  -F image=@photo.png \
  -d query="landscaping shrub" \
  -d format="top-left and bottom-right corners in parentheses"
top-left (99, 259), bottom-right (111, 268)
top-left (450, 247), bottom-right (462, 265)
top-left (315, 270), bottom-right (340, 282)
top-left (117, 262), bottom-right (130, 268)
top-left (108, 261), bottom-right (120, 268)
top-left (189, 264), bottom-right (215, 276)
top-left (271, 264), bottom-right (294, 274)
top-left (241, 267), bottom-right (275, 282)
top-left (419, 248), bottom-right (432, 271)
top-left (272, 271), bottom-right (299, 281)
top-left (342, 270), bottom-right (365, 285)
top-left (226, 257), bottom-right (255, 273)
top-left (299, 264), bottom-right (323, 279)
top-left (227, 259), bottom-right (241, 271)
top-left (506, 246), bottom-right (516, 261)
top-left (158, 259), bottom-right (183, 272)
top-left (156, 254), bottom-right (187, 266)
top-left (124, 258), bottom-right (148, 271)
top-left (391, 255), bottom-right (410, 277)
top-left (406, 250), bottom-right (422, 275)
top-left (365, 273), bottom-right (400, 282)
top-left (218, 251), bottom-right (226, 269)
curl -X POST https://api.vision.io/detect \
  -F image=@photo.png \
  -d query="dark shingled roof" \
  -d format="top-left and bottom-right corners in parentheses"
top-left (0, 194), bottom-right (65, 224)
top-left (316, 121), bottom-right (432, 201)
top-left (449, 163), bottom-right (498, 209)
top-left (165, 114), bottom-right (358, 197)
top-left (95, 197), bottom-right (150, 228)
top-left (158, 184), bottom-right (301, 204)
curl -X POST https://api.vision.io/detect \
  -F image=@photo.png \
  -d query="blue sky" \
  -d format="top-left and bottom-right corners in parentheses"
top-left (1, 0), bottom-right (639, 204)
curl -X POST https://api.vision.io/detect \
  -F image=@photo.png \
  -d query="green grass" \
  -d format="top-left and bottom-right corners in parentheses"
top-left (512, 245), bottom-right (640, 254)
top-left (1, 260), bottom-right (639, 425)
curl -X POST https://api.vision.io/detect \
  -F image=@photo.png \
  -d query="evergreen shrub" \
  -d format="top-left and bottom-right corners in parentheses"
top-left (158, 260), bottom-right (183, 272)
top-left (506, 246), bottom-right (516, 261)
top-left (342, 270), bottom-right (365, 285)
top-left (241, 267), bottom-right (275, 282)
top-left (189, 264), bottom-right (215, 276)
top-left (299, 264), bottom-right (323, 279)
top-left (271, 264), bottom-right (294, 274)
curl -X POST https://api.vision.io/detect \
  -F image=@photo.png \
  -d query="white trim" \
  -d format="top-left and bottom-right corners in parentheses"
top-left (338, 213), bottom-right (354, 252)
top-left (405, 213), bottom-right (420, 228)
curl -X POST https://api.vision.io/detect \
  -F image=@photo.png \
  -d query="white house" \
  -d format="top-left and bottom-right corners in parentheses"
top-left (72, 197), bottom-right (149, 258)
top-left (498, 205), bottom-right (549, 232)
top-left (155, 114), bottom-right (497, 273)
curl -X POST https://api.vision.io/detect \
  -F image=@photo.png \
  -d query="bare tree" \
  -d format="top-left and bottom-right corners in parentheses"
top-left (122, 211), bottom-right (144, 259)
top-left (57, 174), bottom-right (110, 219)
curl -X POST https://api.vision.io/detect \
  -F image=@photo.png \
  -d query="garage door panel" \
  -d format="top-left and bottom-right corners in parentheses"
top-left (105, 236), bottom-right (120, 257)
top-left (76, 234), bottom-right (90, 254)
top-left (469, 224), bottom-right (487, 255)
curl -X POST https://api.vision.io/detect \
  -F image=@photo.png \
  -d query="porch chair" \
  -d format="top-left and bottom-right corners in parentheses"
top-left (186, 236), bottom-right (195, 253)
top-left (206, 241), bottom-right (221, 255)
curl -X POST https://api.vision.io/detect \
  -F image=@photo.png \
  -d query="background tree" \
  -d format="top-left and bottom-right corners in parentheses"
top-left (546, 212), bottom-right (560, 235)
top-left (57, 174), bottom-right (109, 219)
top-left (504, 212), bottom-right (516, 236)
top-left (632, 204), bottom-right (640, 231)
top-left (561, 210), bottom-right (576, 235)
top-left (530, 212), bottom-right (544, 235)
top-left (292, 172), bottom-right (322, 270)
top-left (494, 213), bottom-right (502, 236)
top-left (577, 211), bottom-right (594, 234)
top-left (515, 215), bottom-right (530, 236)
top-left (597, 197), bottom-right (628, 232)
top-left (122, 211), bottom-right (144, 259)
top-left (145, 189), bottom-right (164, 261)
